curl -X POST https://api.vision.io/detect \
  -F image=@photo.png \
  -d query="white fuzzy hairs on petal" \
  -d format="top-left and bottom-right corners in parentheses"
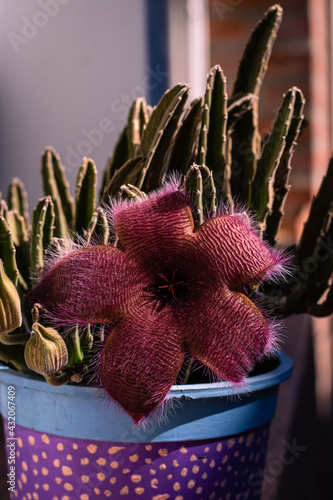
top-left (103, 173), bottom-right (184, 233)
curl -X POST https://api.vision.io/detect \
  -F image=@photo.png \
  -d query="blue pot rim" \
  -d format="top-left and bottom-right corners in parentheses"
top-left (0, 351), bottom-right (292, 400)
top-left (0, 352), bottom-right (293, 442)
top-left (169, 351), bottom-right (293, 399)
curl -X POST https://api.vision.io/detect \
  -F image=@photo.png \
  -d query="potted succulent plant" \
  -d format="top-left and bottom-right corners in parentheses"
top-left (0, 4), bottom-right (332, 499)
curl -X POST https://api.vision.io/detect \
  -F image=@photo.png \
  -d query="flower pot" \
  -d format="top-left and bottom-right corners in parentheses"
top-left (0, 352), bottom-right (292, 500)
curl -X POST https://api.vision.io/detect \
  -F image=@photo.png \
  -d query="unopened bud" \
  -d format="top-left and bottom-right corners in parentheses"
top-left (0, 259), bottom-right (22, 335)
top-left (24, 322), bottom-right (68, 376)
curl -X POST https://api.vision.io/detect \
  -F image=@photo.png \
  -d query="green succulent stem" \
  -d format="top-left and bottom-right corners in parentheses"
top-left (75, 158), bottom-right (97, 234)
top-left (42, 147), bottom-right (74, 237)
top-left (86, 207), bottom-right (109, 245)
top-left (297, 155), bottom-right (333, 263)
top-left (45, 372), bottom-right (72, 387)
top-left (250, 88), bottom-right (296, 224)
top-left (232, 4), bottom-right (283, 96)
top-left (7, 178), bottom-right (30, 227)
top-left (184, 164), bottom-right (204, 226)
top-left (0, 216), bottom-right (19, 286)
top-left (67, 326), bottom-right (85, 366)
top-left (80, 325), bottom-right (93, 352)
top-left (265, 88), bottom-right (305, 245)
top-left (0, 332), bottom-right (30, 345)
top-left (31, 196), bottom-right (55, 275)
top-left (100, 126), bottom-right (130, 200)
top-left (138, 84), bottom-right (190, 191)
top-left (0, 344), bottom-right (30, 372)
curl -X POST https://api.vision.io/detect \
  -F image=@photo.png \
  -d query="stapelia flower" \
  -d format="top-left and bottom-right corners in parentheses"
top-left (28, 184), bottom-right (287, 423)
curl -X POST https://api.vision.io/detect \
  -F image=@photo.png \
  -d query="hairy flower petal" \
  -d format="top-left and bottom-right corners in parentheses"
top-left (115, 190), bottom-right (194, 272)
top-left (194, 216), bottom-right (282, 289)
top-left (101, 308), bottom-right (184, 422)
top-left (27, 184), bottom-right (288, 421)
top-left (27, 246), bottom-right (145, 324)
top-left (181, 285), bottom-right (270, 382)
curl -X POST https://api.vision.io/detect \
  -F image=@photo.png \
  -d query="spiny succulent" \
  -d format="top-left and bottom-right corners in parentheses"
top-left (27, 182), bottom-right (288, 421)
top-left (1, 4), bottom-right (333, 422)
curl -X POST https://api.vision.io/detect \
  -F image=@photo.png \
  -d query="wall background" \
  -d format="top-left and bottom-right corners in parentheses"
top-left (0, 0), bottom-right (149, 209)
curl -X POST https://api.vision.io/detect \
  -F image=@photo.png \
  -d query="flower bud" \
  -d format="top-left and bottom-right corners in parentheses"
top-left (24, 322), bottom-right (68, 376)
top-left (0, 259), bottom-right (22, 335)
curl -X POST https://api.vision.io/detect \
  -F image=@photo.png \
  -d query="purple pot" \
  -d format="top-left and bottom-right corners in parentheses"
top-left (0, 352), bottom-right (292, 500)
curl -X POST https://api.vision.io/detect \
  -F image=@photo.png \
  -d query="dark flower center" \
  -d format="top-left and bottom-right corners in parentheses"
top-left (155, 270), bottom-right (187, 303)
top-left (158, 271), bottom-right (184, 296)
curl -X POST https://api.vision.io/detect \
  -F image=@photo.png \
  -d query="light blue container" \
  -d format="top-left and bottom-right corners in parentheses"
top-left (0, 352), bottom-right (292, 499)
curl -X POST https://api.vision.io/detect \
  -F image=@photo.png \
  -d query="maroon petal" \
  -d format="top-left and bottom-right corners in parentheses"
top-left (194, 216), bottom-right (282, 289)
top-left (181, 285), bottom-right (270, 382)
top-left (27, 246), bottom-right (145, 324)
top-left (114, 190), bottom-right (194, 273)
top-left (101, 307), bottom-right (184, 422)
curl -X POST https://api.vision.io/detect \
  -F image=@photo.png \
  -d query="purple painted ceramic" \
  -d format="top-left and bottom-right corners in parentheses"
top-left (0, 352), bottom-right (293, 500)
top-left (3, 420), bottom-right (269, 499)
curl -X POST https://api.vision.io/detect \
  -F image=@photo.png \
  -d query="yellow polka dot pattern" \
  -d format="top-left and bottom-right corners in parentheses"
top-left (3, 421), bottom-right (269, 499)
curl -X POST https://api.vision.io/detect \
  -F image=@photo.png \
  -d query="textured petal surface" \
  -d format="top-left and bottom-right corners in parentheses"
top-left (180, 285), bottom-right (270, 382)
top-left (101, 307), bottom-right (184, 422)
top-left (27, 246), bottom-right (145, 324)
top-left (115, 190), bottom-right (194, 273)
top-left (194, 216), bottom-right (281, 289)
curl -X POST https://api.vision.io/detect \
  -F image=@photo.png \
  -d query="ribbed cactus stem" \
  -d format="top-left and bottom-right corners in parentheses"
top-left (265, 88), bottom-right (305, 245)
top-left (232, 4), bottom-right (283, 97)
top-left (139, 84), bottom-right (190, 191)
top-left (200, 164), bottom-right (217, 218)
top-left (80, 324), bottom-right (93, 352)
top-left (226, 93), bottom-right (255, 131)
top-left (230, 4), bottom-right (283, 208)
top-left (31, 196), bottom-right (55, 275)
top-left (184, 164), bottom-right (204, 226)
top-left (276, 207), bottom-right (333, 317)
top-left (101, 156), bottom-right (145, 202)
top-left (139, 97), bottom-right (150, 137)
top-left (67, 325), bottom-right (84, 366)
top-left (6, 211), bottom-right (28, 247)
top-left (0, 200), bottom-right (8, 219)
top-left (42, 147), bottom-right (74, 237)
top-left (310, 282), bottom-right (333, 317)
top-left (100, 126), bottom-right (130, 201)
top-left (223, 135), bottom-right (233, 209)
top-left (120, 184), bottom-right (147, 201)
top-left (297, 155), bottom-right (333, 263)
top-left (197, 82), bottom-right (212, 166)
top-left (44, 237), bottom-right (66, 261)
top-left (202, 66), bottom-right (228, 205)
top-left (165, 96), bottom-right (203, 177)
top-left (127, 98), bottom-right (149, 158)
top-left (230, 104), bottom-right (259, 207)
top-left (0, 216), bottom-right (18, 286)
top-left (6, 211), bottom-right (30, 285)
top-left (75, 157), bottom-right (97, 235)
top-left (304, 216), bottom-right (333, 303)
top-left (7, 178), bottom-right (30, 227)
top-left (86, 207), bottom-right (109, 245)
top-left (251, 88), bottom-right (295, 223)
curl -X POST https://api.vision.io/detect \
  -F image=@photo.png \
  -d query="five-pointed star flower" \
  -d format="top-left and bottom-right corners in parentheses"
top-left (28, 185), bottom-right (287, 422)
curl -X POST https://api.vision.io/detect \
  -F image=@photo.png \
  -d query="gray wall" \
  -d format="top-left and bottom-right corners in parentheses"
top-left (0, 0), bottom-right (154, 210)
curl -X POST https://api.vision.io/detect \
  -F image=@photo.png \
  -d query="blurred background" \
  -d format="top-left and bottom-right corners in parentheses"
top-left (0, 1), bottom-right (332, 498)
